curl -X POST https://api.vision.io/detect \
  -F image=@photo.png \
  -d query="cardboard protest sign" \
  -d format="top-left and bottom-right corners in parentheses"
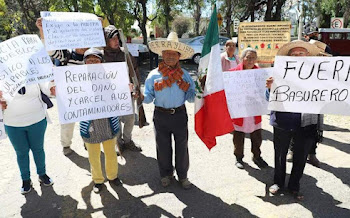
top-left (238, 21), bottom-right (291, 65)
top-left (41, 11), bottom-right (106, 50)
top-left (0, 110), bottom-right (6, 140)
top-left (54, 62), bottom-right (133, 124)
top-left (0, 35), bottom-right (53, 101)
top-left (268, 56), bottom-right (350, 116)
top-left (126, 43), bottom-right (139, 57)
top-left (223, 68), bottom-right (271, 118)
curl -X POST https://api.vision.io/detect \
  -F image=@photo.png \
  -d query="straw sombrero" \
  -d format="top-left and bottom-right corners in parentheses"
top-left (148, 32), bottom-right (194, 60)
top-left (309, 39), bottom-right (332, 56)
top-left (277, 40), bottom-right (319, 56)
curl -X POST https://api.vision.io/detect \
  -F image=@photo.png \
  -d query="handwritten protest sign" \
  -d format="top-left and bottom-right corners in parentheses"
top-left (126, 43), bottom-right (139, 57)
top-left (41, 11), bottom-right (106, 50)
top-left (0, 110), bottom-right (6, 140)
top-left (223, 68), bottom-right (271, 118)
top-left (238, 21), bottom-right (291, 65)
top-left (0, 35), bottom-right (53, 101)
top-left (54, 62), bottom-right (133, 124)
top-left (268, 56), bottom-right (350, 116)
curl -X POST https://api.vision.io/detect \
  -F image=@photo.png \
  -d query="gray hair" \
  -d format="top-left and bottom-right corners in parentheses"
top-left (240, 47), bottom-right (257, 60)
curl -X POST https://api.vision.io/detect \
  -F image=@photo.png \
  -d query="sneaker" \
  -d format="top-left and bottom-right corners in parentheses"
top-left (308, 154), bottom-right (320, 167)
top-left (21, 180), bottom-right (32, 195)
top-left (253, 157), bottom-right (268, 168)
top-left (38, 174), bottom-right (54, 186)
top-left (160, 176), bottom-right (174, 187)
top-left (287, 150), bottom-right (293, 162)
top-left (124, 140), bottom-right (142, 152)
top-left (93, 183), bottom-right (104, 193)
top-left (109, 177), bottom-right (122, 186)
top-left (63, 147), bottom-right (73, 156)
top-left (180, 178), bottom-right (192, 190)
top-left (269, 184), bottom-right (280, 195)
top-left (235, 159), bottom-right (244, 169)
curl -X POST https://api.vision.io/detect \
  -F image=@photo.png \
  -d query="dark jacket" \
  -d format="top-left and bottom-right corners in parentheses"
top-left (265, 89), bottom-right (301, 130)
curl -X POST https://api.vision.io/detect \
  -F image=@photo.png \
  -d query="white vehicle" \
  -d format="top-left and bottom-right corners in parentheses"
top-left (186, 36), bottom-right (230, 64)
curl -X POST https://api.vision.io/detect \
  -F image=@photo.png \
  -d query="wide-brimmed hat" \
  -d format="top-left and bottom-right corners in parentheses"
top-left (309, 39), bottom-right (332, 56)
top-left (148, 32), bottom-right (194, 60)
top-left (276, 40), bottom-right (319, 56)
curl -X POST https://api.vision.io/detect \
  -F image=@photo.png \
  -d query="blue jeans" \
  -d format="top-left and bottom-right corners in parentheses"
top-left (5, 119), bottom-right (47, 180)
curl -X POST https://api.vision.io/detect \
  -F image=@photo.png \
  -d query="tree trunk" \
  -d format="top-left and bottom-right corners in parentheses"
top-left (250, 0), bottom-right (255, 22)
top-left (224, 0), bottom-right (232, 37)
top-left (141, 1), bottom-right (148, 45)
top-left (72, 0), bottom-right (79, 12)
top-left (272, 0), bottom-right (285, 21)
top-left (264, 0), bottom-right (273, 21)
top-left (165, 1), bottom-right (170, 35)
top-left (194, 0), bottom-right (201, 36)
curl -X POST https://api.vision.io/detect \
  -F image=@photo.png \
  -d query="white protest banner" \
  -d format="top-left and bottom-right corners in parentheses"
top-left (0, 110), bottom-right (6, 140)
top-left (0, 35), bottom-right (53, 101)
top-left (126, 43), bottom-right (139, 57)
top-left (41, 11), bottom-right (106, 51)
top-left (54, 62), bottom-right (133, 124)
top-left (268, 56), bottom-right (350, 116)
top-left (223, 68), bottom-right (271, 118)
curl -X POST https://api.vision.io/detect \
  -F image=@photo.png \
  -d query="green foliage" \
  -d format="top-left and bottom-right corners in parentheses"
top-left (172, 16), bottom-right (191, 37)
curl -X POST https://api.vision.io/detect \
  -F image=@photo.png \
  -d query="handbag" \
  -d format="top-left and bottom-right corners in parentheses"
top-left (41, 91), bottom-right (53, 109)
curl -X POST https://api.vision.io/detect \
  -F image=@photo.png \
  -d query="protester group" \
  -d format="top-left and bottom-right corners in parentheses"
top-left (0, 11), bottom-right (342, 203)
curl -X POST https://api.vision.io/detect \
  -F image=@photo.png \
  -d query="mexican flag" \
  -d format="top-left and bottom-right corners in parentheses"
top-left (194, 4), bottom-right (234, 150)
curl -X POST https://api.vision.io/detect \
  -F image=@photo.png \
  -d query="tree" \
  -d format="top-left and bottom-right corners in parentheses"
top-left (187, 0), bottom-right (210, 36)
top-left (318, 0), bottom-right (349, 28)
top-left (264, 0), bottom-right (287, 21)
top-left (219, 0), bottom-right (234, 37)
top-left (131, 0), bottom-right (157, 45)
top-left (157, 0), bottom-right (181, 35)
top-left (172, 16), bottom-right (191, 37)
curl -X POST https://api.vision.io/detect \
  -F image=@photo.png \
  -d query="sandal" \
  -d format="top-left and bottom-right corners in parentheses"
top-left (269, 184), bottom-right (280, 195)
top-left (290, 190), bottom-right (304, 201)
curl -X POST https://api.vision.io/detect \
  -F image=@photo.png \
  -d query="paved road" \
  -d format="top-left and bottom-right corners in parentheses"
top-left (0, 61), bottom-right (350, 217)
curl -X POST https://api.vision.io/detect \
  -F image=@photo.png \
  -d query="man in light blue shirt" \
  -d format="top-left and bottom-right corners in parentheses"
top-left (142, 32), bottom-right (195, 189)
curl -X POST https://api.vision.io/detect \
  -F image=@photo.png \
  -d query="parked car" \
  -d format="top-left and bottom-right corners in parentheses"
top-left (319, 28), bottom-right (350, 56)
top-left (186, 36), bottom-right (230, 64)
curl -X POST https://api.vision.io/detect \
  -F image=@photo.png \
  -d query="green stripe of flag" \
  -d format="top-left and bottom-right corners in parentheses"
top-left (201, 4), bottom-right (219, 57)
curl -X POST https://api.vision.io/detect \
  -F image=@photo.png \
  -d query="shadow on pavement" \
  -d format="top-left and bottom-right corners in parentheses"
top-left (21, 185), bottom-right (90, 218)
top-left (119, 151), bottom-right (257, 218)
top-left (323, 124), bottom-right (350, 132)
top-left (321, 137), bottom-right (350, 154)
top-left (245, 164), bottom-right (350, 217)
top-left (320, 162), bottom-right (350, 187)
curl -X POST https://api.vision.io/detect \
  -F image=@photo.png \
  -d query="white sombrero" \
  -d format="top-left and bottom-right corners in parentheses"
top-left (277, 40), bottom-right (319, 56)
top-left (148, 32), bottom-right (194, 60)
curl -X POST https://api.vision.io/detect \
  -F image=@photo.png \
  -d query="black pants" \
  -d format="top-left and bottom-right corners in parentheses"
top-left (273, 125), bottom-right (315, 192)
top-left (153, 108), bottom-right (189, 180)
top-left (290, 124), bottom-right (318, 154)
top-left (149, 51), bottom-right (159, 70)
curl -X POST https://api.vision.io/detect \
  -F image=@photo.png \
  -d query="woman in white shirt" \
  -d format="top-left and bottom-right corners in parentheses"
top-left (1, 83), bottom-right (55, 194)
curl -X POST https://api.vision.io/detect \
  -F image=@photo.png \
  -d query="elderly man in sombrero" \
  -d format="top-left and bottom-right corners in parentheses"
top-left (142, 32), bottom-right (195, 189)
top-left (266, 40), bottom-right (323, 200)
